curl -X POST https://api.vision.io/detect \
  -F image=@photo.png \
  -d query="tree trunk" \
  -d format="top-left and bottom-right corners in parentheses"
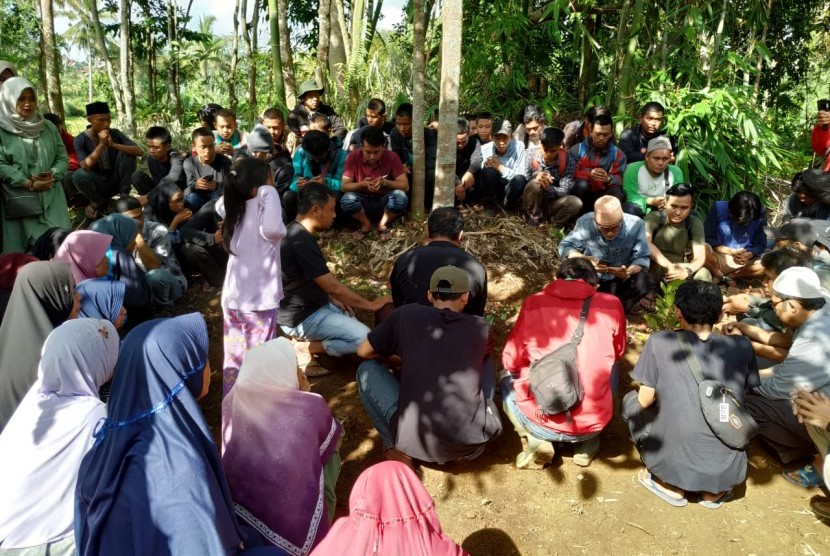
top-left (120, 0), bottom-right (136, 134)
top-left (706, 0), bottom-right (728, 89)
top-left (434, 0), bottom-right (462, 208)
top-left (86, 0), bottom-right (125, 117)
top-left (349, 0), bottom-right (365, 69)
top-left (87, 43), bottom-right (93, 103)
top-left (365, 0), bottom-right (384, 54)
top-left (229, 0), bottom-right (241, 112)
top-left (334, 0), bottom-right (351, 62)
top-left (166, 0), bottom-right (183, 129)
top-left (605, 0), bottom-right (631, 108)
top-left (40, 0), bottom-right (65, 120)
top-left (659, 0), bottom-right (669, 92)
top-left (328, 0), bottom-right (349, 100)
top-left (269, 0), bottom-right (286, 109)
top-left (277, 0), bottom-right (296, 104)
top-left (576, 13), bottom-right (594, 108)
top-left (241, 0), bottom-right (257, 123)
top-left (615, 0), bottom-right (644, 133)
top-left (410, 0), bottom-right (427, 217)
top-left (753, 0), bottom-right (773, 100)
top-left (316, 0), bottom-right (331, 88)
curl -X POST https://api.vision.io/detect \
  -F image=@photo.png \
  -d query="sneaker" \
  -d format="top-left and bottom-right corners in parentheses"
top-left (572, 436), bottom-right (600, 467)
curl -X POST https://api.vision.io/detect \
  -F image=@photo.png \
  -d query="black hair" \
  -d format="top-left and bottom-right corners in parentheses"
top-left (592, 114), bottom-right (613, 128)
top-left (665, 183), bottom-right (693, 199)
top-left (367, 98), bottom-right (386, 115)
top-left (361, 126), bottom-right (385, 148)
top-left (221, 157), bottom-right (272, 255)
top-left (457, 118), bottom-right (470, 134)
top-left (675, 280), bottom-right (723, 325)
top-left (262, 108), bottom-right (285, 121)
top-left (477, 111), bottom-right (492, 121)
top-left (432, 290), bottom-right (465, 302)
top-left (115, 196), bottom-right (142, 213)
top-left (395, 103), bottom-right (413, 119)
top-left (760, 246), bottom-right (813, 276)
top-left (540, 127), bottom-right (565, 148)
top-left (556, 257), bottom-right (599, 287)
top-left (301, 130), bottom-right (331, 157)
top-left (727, 191), bottom-right (763, 226)
top-left (43, 112), bottom-right (62, 127)
top-left (197, 103), bottom-right (222, 129)
top-left (791, 171), bottom-right (805, 193)
top-left (145, 125), bottom-right (172, 145)
top-left (640, 102), bottom-right (665, 116)
top-left (585, 105), bottom-right (610, 122)
top-left (191, 126), bottom-right (214, 142)
top-left (465, 113), bottom-right (478, 121)
top-left (522, 105), bottom-right (545, 125)
top-left (215, 108), bottom-right (237, 122)
top-left (427, 207), bottom-right (464, 240)
top-left (297, 183), bottom-right (334, 215)
top-left (309, 112), bottom-right (331, 130)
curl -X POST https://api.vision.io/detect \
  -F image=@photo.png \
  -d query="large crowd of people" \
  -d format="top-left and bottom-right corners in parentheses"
top-left (2, 59), bottom-right (830, 554)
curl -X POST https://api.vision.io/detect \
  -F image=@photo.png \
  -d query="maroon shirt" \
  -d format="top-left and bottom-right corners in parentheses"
top-left (342, 149), bottom-right (405, 183)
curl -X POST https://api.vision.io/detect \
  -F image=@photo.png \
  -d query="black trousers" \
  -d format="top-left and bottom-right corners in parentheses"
top-left (571, 179), bottom-right (626, 214)
top-left (597, 271), bottom-right (655, 314)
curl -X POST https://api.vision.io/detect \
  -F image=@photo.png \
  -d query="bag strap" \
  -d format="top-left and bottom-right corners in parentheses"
top-left (569, 296), bottom-right (593, 345)
top-left (676, 332), bottom-right (706, 384)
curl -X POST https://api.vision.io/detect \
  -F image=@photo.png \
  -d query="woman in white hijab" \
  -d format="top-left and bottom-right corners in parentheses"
top-left (0, 318), bottom-right (119, 555)
top-left (0, 76), bottom-right (70, 253)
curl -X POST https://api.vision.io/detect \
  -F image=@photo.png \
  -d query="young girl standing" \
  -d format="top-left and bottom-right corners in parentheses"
top-left (218, 157), bottom-right (287, 396)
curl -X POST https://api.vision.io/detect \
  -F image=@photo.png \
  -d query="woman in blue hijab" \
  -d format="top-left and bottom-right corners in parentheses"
top-left (74, 313), bottom-right (284, 555)
top-left (77, 279), bottom-right (127, 329)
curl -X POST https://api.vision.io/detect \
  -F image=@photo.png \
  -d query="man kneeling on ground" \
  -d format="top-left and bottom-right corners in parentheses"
top-left (356, 266), bottom-right (502, 466)
top-left (500, 258), bottom-right (626, 469)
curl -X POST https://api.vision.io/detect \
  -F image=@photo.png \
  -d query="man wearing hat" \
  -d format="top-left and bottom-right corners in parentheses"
top-left (356, 265), bottom-right (502, 465)
top-left (745, 267), bottom-right (830, 473)
top-left (478, 119), bottom-right (529, 210)
top-left (559, 195), bottom-right (654, 314)
top-left (287, 79), bottom-right (346, 141)
top-left (569, 113), bottom-right (627, 212)
top-left (618, 102), bottom-right (674, 164)
top-left (783, 169), bottom-right (830, 222)
top-left (243, 124), bottom-right (294, 196)
top-left (622, 135), bottom-right (684, 217)
top-left (72, 101), bottom-right (142, 219)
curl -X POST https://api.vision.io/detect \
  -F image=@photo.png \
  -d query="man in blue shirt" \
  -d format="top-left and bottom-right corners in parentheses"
top-left (478, 120), bottom-right (528, 211)
top-left (559, 195), bottom-right (654, 314)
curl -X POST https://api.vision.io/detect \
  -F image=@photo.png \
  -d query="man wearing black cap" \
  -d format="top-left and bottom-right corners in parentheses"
top-left (72, 101), bottom-right (142, 219)
top-left (784, 169), bottom-right (830, 222)
top-left (287, 79), bottom-right (346, 141)
top-left (356, 265), bottom-right (502, 466)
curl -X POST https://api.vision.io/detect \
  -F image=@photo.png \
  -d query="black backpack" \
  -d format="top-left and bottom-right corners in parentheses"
top-left (529, 296), bottom-right (592, 415)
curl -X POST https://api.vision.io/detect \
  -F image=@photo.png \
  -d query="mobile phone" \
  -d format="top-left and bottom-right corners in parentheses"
top-left (203, 175), bottom-right (215, 183)
top-left (819, 99), bottom-right (830, 112)
top-left (598, 260), bottom-right (615, 267)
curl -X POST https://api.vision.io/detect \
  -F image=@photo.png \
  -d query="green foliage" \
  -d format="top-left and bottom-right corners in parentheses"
top-left (0, 0), bottom-right (40, 82)
top-left (643, 280), bottom-right (683, 332)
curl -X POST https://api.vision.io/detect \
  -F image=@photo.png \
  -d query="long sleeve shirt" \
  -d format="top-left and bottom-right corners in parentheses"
top-left (703, 201), bottom-right (767, 257)
top-left (812, 124), bottom-right (830, 171)
top-left (289, 147), bottom-right (347, 192)
top-left (558, 213), bottom-right (651, 279)
top-left (480, 139), bottom-right (527, 180)
top-left (527, 149), bottom-right (576, 198)
top-left (569, 138), bottom-right (627, 191)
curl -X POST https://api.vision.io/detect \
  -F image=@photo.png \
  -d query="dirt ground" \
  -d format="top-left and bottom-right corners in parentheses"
top-left (190, 212), bottom-right (830, 556)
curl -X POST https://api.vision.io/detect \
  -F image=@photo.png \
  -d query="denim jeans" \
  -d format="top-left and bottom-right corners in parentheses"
top-left (356, 359), bottom-right (400, 449)
top-left (340, 190), bottom-right (409, 218)
top-left (279, 303), bottom-right (370, 357)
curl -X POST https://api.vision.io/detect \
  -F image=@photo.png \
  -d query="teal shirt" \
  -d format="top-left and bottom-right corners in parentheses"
top-left (289, 148), bottom-right (346, 192)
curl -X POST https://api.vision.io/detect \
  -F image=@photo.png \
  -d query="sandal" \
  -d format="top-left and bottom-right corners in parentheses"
top-left (304, 360), bottom-right (332, 377)
top-left (810, 496), bottom-right (830, 520)
top-left (698, 489), bottom-right (733, 509)
top-left (637, 470), bottom-right (688, 507)
top-left (379, 228), bottom-right (393, 242)
top-left (351, 228), bottom-right (370, 241)
top-left (782, 464), bottom-right (825, 489)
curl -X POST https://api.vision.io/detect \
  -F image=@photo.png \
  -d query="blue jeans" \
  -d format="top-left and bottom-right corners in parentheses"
top-left (279, 303), bottom-right (370, 357)
top-left (185, 190), bottom-right (217, 213)
top-left (340, 190), bottom-right (409, 218)
top-left (356, 359), bottom-right (400, 449)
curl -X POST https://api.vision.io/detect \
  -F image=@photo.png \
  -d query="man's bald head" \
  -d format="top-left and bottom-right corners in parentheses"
top-left (594, 195), bottom-right (623, 225)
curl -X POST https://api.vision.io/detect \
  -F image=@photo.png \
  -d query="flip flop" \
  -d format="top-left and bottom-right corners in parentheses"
top-left (781, 464), bottom-right (824, 489)
top-left (379, 228), bottom-right (393, 242)
top-left (637, 471), bottom-right (688, 507)
top-left (351, 228), bottom-right (370, 241)
top-left (698, 489), bottom-right (733, 509)
top-left (810, 496), bottom-right (830, 520)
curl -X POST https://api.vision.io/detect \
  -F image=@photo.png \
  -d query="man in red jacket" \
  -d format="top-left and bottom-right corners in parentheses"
top-left (500, 257), bottom-right (626, 469)
top-left (813, 108), bottom-right (830, 172)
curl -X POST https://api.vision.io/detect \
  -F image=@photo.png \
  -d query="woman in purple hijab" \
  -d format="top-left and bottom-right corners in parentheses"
top-left (222, 337), bottom-right (342, 556)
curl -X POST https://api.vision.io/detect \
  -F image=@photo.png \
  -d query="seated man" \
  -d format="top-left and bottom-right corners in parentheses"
top-left (478, 120), bottom-right (528, 210)
top-left (513, 105), bottom-right (546, 157)
top-left (745, 267), bottom-right (830, 472)
top-left (348, 98), bottom-right (394, 150)
top-left (116, 196), bottom-right (187, 306)
top-left (765, 218), bottom-right (830, 290)
top-left (213, 109), bottom-right (248, 159)
top-left (570, 113), bottom-right (627, 211)
top-left (390, 207), bottom-right (487, 316)
top-left (389, 103), bottom-right (438, 212)
top-left (704, 191), bottom-right (767, 281)
top-left (131, 126), bottom-right (186, 201)
top-left (618, 102), bottom-right (674, 164)
top-left (340, 127), bottom-right (409, 240)
top-left (475, 111), bottom-right (493, 145)
top-left (284, 130), bottom-right (347, 222)
top-left (287, 79), bottom-right (347, 141)
top-left (279, 184), bottom-right (391, 376)
top-left (501, 258), bottom-right (625, 469)
top-left (72, 101), bottom-right (142, 219)
top-left (522, 127), bottom-right (581, 227)
top-left (813, 105), bottom-right (830, 172)
top-left (356, 266), bottom-right (502, 465)
top-left (454, 117), bottom-right (481, 205)
top-left (196, 103), bottom-right (222, 131)
top-left (261, 107), bottom-right (297, 156)
top-left (645, 183), bottom-right (711, 283)
top-left (183, 127), bottom-right (232, 212)
top-left (559, 195), bottom-right (654, 314)
top-left (563, 105), bottom-right (611, 150)
top-left (622, 280), bottom-right (759, 508)
top-left (244, 124), bottom-right (294, 196)
top-left (622, 136), bottom-right (684, 217)
top-left (783, 169), bottom-right (830, 222)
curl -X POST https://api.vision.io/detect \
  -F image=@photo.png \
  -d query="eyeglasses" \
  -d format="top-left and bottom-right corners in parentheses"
top-left (594, 220), bottom-right (622, 233)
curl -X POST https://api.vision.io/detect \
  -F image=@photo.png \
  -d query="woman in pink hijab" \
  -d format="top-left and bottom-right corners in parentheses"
top-left (53, 230), bottom-right (112, 285)
top-left (310, 461), bottom-right (468, 556)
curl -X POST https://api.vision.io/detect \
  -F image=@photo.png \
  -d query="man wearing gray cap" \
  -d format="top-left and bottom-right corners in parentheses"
top-left (745, 267), bottom-right (830, 472)
top-left (622, 135), bottom-right (684, 217)
top-left (477, 119), bottom-right (529, 210)
top-left (356, 265), bottom-right (502, 465)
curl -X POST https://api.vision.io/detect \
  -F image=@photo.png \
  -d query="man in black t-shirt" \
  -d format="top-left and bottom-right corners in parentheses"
top-left (389, 207), bottom-right (487, 316)
top-left (357, 266), bottom-right (502, 465)
top-left (279, 184), bottom-right (391, 376)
